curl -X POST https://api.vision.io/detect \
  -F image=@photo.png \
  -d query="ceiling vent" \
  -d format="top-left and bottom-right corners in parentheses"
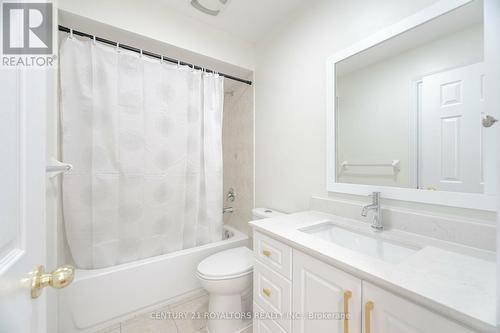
top-left (191, 0), bottom-right (230, 16)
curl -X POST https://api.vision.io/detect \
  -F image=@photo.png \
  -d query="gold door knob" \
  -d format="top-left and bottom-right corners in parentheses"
top-left (31, 265), bottom-right (75, 299)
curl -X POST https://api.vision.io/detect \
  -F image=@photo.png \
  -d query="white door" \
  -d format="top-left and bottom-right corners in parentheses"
top-left (292, 250), bottom-right (362, 333)
top-left (421, 63), bottom-right (489, 193)
top-left (362, 282), bottom-right (475, 333)
top-left (0, 67), bottom-right (48, 331)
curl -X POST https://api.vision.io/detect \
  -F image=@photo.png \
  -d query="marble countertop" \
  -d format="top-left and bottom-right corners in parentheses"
top-left (249, 211), bottom-right (497, 333)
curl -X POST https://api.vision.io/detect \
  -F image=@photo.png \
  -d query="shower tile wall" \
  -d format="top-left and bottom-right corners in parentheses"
top-left (222, 81), bottom-right (254, 236)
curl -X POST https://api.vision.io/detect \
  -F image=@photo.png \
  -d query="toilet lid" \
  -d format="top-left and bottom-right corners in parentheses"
top-left (197, 247), bottom-right (254, 279)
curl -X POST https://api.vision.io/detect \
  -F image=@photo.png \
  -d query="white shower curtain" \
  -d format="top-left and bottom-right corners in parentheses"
top-left (60, 36), bottom-right (224, 269)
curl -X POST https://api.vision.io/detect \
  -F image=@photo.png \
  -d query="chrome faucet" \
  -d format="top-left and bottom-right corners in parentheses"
top-left (361, 192), bottom-right (383, 231)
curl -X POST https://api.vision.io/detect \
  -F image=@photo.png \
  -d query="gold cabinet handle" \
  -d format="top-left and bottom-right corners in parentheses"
top-left (343, 291), bottom-right (352, 333)
top-left (365, 301), bottom-right (374, 333)
top-left (262, 250), bottom-right (272, 257)
top-left (262, 288), bottom-right (272, 297)
top-left (31, 265), bottom-right (75, 299)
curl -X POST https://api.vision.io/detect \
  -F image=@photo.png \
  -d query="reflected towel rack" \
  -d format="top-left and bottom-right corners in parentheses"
top-left (46, 158), bottom-right (73, 178)
top-left (341, 160), bottom-right (400, 172)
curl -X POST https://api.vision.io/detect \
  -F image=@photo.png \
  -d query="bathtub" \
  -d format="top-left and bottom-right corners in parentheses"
top-left (58, 225), bottom-right (249, 333)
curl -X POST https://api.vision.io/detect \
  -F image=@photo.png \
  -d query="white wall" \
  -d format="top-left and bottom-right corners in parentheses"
top-left (57, 0), bottom-right (255, 70)
top-left (255, 0), bottom-right (447, 212)
top-left (336, 25), bottom-right (483, 188)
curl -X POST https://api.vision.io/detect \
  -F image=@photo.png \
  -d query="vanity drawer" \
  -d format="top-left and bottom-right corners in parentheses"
top-left (254, 302), bottom-right (287, 333)
top-left (254, 260), bottom-right (292, 333)
top-left (254, 231), bottom-right (292, 279)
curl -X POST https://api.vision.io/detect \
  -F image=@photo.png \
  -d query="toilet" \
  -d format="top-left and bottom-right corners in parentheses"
top-left (197, 208), bottom-right (284, 333)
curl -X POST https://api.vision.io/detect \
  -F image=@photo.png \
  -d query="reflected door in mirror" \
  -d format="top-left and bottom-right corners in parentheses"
top-left (421, 63), bottom-right (485, 193)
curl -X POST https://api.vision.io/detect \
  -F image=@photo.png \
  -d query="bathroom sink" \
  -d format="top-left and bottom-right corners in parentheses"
top-left (299, 222), bottom-right (419, 264)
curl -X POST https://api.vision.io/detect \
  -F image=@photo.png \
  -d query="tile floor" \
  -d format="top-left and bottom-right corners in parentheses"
top-left (95, 291), bottom-right (252, 333)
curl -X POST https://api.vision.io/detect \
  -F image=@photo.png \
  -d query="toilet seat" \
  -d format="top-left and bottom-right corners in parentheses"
top-left (197, 247), bottom-right (254, 280)
top-left (197, 270), bottom-right (252, 281)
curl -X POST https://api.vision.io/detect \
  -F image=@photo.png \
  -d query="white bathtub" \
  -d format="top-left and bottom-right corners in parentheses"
top-left (59, 225), bottom-right (249, 333)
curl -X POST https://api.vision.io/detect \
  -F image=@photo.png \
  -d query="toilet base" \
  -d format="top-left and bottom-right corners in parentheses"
top-left (207, 294), bottom-right (251, 333)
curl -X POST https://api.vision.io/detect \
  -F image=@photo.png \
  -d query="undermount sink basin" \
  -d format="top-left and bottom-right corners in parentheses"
top-left (299, 222), bottom-right (420, 264)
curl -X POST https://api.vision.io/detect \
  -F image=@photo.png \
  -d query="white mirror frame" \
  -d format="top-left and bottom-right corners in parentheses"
top-left (326, 0), bottom-right (497, 211)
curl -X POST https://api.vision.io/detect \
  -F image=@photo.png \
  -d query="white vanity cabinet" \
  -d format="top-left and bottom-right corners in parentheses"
top-left (292, 250), bottom-right (362, 333)
top-left (253, 231), bottom-right (480, 333)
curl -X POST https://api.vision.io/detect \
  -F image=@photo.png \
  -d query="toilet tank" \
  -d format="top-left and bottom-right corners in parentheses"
top-left (252, 207), bottom-right (285, 220)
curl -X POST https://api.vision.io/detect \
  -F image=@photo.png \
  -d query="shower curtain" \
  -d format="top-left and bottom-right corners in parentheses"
top-left (60, 36), bottom-right (224, 269)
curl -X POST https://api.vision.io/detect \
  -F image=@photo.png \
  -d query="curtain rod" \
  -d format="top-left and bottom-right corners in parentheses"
top-left (58, 25), bottom-right (253, 86)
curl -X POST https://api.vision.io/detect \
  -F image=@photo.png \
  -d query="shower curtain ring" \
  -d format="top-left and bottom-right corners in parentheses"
top-left (140, 49), bottom-right (143, 58)
top-left (116, 42), bottom-right (120, 53)
top-left (177, 60), bottom-right (180, 68)
top-left (160, 55), bottom-right (163, 64)
top-left (93, 35), bottom-right (96, 45)
top-left (69, 29), bottom-right (74, 39)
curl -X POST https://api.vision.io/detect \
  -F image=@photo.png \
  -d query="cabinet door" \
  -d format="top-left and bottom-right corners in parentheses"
top-left (362, 282), bottom-right (476, 333)
top-left (292, 250), bottom-right (362, 333)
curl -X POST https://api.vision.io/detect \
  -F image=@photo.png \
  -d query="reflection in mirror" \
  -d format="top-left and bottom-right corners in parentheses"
top-left (335, 0), bottom-right (494, 194)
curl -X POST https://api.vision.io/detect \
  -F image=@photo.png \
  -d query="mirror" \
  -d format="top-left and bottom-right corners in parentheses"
top-left (333, 0), bottom-right (495, 196)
